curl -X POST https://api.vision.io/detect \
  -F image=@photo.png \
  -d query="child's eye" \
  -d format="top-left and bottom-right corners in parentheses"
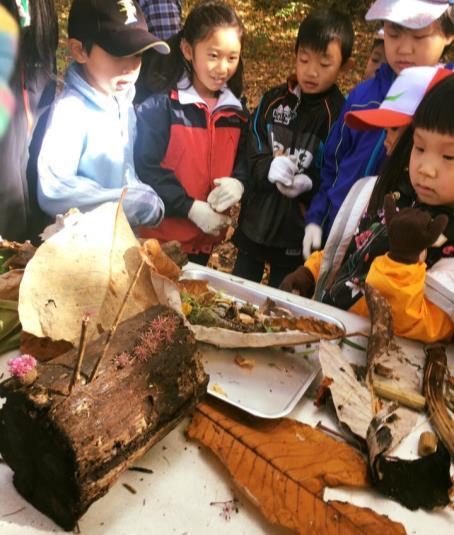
top-left (414, 145), bottom-right (424, 153)
top-left (443, 154), bottom-right (454, 161)
top-left (209, 53), bottom-right (218, 59)
top-left (320, 63), bottom-right (331, 68)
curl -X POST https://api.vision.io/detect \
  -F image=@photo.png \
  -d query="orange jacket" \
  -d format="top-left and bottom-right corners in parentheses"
top-left (304, 250), bottom-right (454, 343)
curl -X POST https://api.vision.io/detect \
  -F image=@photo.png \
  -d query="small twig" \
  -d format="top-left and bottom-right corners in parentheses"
top-left (2, 506), bottom-right (26, 517)
top-left (122, 483), bottom-right (137, 494)
top-left (315, 421), bottom-right (350, 443)
top-left (128, 466), bottom-right (154, 474)
top-left (89, 259), bottom-right (145, 382)
top-left (69, 314), bottom-right (91, 393)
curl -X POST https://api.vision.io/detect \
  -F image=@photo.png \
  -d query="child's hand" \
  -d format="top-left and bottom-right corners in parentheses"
top-left (207, 177), bottom-right (244, 212)
top-left (276, 173), bottom-right (313, 198)
top-left (384, 194), bottom-right (448, 264)
top-left (188, 200), bottom-right (231, 236)
top-left (280, 266), bottom-right (315, 297)
top-left (268, 155), bottom-right (298, 186)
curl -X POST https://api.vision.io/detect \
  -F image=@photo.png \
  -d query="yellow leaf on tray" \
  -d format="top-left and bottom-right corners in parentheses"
top-left (187, 401), bottom-right (406, 535)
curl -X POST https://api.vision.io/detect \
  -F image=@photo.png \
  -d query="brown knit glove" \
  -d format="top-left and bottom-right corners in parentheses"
top-left (384, 194), bottom-right (448, 264)
top-left (280, 266), bottom-right (315, 297)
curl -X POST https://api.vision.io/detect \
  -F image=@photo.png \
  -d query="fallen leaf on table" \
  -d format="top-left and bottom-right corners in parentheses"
top-left (187, 400), bottom-right (405, 535)
top-left (234, 354), bottom-right (255, 369)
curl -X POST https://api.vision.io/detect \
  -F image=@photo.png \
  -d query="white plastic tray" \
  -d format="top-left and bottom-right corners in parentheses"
top-left (181, 268), bottom-right (344, 418)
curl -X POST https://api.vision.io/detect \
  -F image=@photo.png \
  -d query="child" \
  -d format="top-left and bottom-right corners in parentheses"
top-left (281, 68), bottom-right (454, 343)
top-left (302, 0), bottom-right (454, 260)
top-left (231, 8), bottom-right (354, 287)
top-left (364, 29), bottom-right (385, 80)
top-left (37, 0), bottom-right (169, 229)
top-left (135, 0), bottom-right (248, 265)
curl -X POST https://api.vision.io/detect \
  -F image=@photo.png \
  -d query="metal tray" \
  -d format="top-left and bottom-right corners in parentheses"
top-left (181, 268), bottom-right (344, 418)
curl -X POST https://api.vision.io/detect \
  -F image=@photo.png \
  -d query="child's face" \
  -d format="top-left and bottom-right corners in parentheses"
top-left (73, 43), bottom-right (141, 96)
top-left (383, 21), bottom-right (453, 75)
top-left (384, 126), bottom-right (406, 155)
top-left (295, 41), bottom-right (344, 94)
top-left (181, 27), bottom-right (241, 99)
top-left (364, 42), bottom-right (385, 79)
top-left (409, 127), bottom-right (454, 207)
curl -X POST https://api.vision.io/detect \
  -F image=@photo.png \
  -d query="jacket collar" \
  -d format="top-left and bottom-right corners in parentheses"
top-left (176, 75), bottom-right (243, 112)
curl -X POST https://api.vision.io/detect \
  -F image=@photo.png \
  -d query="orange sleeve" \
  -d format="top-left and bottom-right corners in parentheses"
top-left (304, 250), bottom-right (324, 282)
top-left (360, 253), bottom-right (454, 343)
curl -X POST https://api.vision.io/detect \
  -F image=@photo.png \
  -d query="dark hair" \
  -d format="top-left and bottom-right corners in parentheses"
top-left (295, 7), bottom-right (354, 64)
top-left (371, 37), bottom-right (384, 51)
top-left (0, 0), bottom-right (58, 79)
top-left (367, 73), bottom-right (454, 215)
top-left (140, 0), bottom-right (244, 97)
top-left (439, 8), bottom-right (454, 38)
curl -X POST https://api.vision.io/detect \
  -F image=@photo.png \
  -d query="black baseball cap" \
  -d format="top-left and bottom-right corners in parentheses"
top-left (68, 0), bottom-right (170, 57)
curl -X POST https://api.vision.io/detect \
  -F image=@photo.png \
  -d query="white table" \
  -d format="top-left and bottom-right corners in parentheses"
top-left (1, 265), bottom-right (452, 534)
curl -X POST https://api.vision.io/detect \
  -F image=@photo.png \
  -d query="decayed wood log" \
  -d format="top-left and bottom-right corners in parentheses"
top-left (0, 305), bottom-right (208, 530)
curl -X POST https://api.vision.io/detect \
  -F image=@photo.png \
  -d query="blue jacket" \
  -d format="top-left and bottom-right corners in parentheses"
top-left (38, 62), bottom-right (164, 227)
top-left (304, 62), bottom-right (396, 235)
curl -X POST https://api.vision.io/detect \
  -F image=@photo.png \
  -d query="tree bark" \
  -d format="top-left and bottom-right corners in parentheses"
top-left (0, 305), bottom-right (208, 530)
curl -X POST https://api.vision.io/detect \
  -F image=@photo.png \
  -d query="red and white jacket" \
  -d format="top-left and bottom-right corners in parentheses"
top-left (135, 80), bottom-right (249, 253)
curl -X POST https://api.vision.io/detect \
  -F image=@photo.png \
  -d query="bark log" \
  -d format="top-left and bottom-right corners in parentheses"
top-left (0, 305), bottom-right (208, 530)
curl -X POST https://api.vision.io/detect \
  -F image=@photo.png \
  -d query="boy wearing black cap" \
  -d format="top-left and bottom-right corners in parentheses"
top-left (37, 0), bottom-right (169, 228)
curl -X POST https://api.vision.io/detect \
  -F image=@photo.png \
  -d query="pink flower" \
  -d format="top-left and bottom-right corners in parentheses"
top-left (355, 230), bottom-right (373, 250)
top-left (8, 354), bottom-right (37, 378)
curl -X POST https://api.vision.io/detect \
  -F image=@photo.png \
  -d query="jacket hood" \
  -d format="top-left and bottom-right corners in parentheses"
top-left (65, 62), bottom-right (135, 111)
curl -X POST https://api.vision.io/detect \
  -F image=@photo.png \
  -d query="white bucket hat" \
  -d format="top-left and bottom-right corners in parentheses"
top-left (366, 0), bottom-right (453, 30)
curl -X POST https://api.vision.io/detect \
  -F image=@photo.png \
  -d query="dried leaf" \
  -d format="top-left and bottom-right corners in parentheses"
top-left (234, 354), bottom-right (255, 369)
top-left (0, 269), bottom-right (23, 300)
top-left (140, 239), bottom-right (181, 281)
top-left (187, 401), bottom-right (405, 535)
top-left (18, 203), bottom-right (160, 345)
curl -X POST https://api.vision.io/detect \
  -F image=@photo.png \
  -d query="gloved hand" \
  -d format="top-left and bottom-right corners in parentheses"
top-left (280, 266), bottom-right (315, 297)
top-left (267, 155), bottom-right (298, 186)
top-left (302, 223), bottom-right (323, 259)
top-left (384, 194), bottom-right (448, 264)
top-left (207, 177), bottom-right (244, 212)
top-left (276, 173), bottom-right (313, 198)
top-left (188, 200), bottom-right (231, 236)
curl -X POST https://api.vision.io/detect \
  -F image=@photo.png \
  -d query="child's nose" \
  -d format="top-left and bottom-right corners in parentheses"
top-left (396, 34), bottom-right (414, 54)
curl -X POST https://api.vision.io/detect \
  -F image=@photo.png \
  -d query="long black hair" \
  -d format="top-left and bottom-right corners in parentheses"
top-left (0, 0), bottom-right (58, 80)
top-left (367, 73), bottom-right (454, 215)
top-left (139, 0), bottom-right (245, 98)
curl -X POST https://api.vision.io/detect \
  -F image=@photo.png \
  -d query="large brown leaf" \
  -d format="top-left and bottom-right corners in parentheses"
top-left (187, 401), bottom-right (406, 535)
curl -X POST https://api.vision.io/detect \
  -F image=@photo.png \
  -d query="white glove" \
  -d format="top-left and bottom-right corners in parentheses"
top-left (303, 223), bottom-right (323, 259)
top-left (267, 155), bottom-right (298, 186)
top-left (207, 177), bottom-right (244, 213)
top-left (276, 173), bottom-right (313, 198)
top-left (188, 200), bottom-right (231, 236)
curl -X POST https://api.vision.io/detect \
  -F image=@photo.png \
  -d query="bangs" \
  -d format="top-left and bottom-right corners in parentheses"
top-left (413, 75), bottom-right (454, 136)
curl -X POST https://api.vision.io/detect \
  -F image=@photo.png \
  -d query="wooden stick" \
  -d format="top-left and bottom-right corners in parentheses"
top-left (69, 314), bottom-right (90, 393)
top-left (89, 259), bottom-right (145, 382)
top-left (372, 377), bottom-right (426, 411)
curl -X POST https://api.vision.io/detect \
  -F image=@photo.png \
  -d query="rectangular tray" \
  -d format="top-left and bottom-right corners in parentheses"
top-left (181, 268), bottom-right (344, 418)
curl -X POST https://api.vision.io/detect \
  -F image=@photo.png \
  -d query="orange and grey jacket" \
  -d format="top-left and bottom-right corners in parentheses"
top-left (135, 80), bottom-right (249, 254)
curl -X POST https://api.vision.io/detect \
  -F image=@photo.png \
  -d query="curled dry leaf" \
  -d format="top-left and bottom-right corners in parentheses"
top-left (140, 239), bottom-right (181, 281)
top-left (187, 400), bottom-right (405, 535)
top-left (234, 354), bottom-right (255, 369)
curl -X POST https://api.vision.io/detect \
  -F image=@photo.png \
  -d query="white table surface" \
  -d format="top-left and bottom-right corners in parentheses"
top-left (0, 264), bottom-right (452, 534)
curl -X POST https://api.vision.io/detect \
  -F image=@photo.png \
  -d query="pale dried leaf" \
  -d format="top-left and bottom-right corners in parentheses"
top-left (0, 269), bottom-right (23, 300)
top-left (319, 340), bottom-right (373, 439)
top-left (187, 401), bottom-right (405, 535)
top-left (18, 203), bottom-right (159, 345)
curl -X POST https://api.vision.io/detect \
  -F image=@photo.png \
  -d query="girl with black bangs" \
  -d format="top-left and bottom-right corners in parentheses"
top-left (134, 0), bottom-right (248, 265)
top-left (281, 72), bottom-right (454, 343)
